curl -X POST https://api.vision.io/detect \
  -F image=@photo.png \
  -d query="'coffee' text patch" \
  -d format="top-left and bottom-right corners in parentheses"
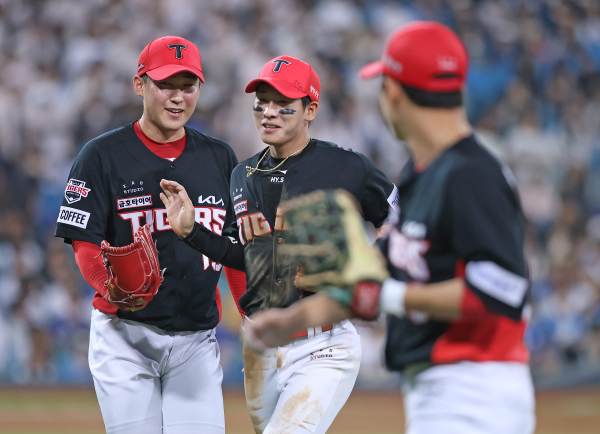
top-left (57, 206), bottom-right (91, 229)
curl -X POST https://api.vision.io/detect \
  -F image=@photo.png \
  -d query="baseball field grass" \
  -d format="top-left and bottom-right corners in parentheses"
top-left (0, 387), bottom-right (598, 434)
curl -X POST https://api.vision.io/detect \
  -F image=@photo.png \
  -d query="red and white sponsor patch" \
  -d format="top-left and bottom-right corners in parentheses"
top-left (64, 179), bottom-right (91, 204)
top-left (234, 200), bottom-right (247, 215)
top-left (117, 195), bottom-right (152, 210)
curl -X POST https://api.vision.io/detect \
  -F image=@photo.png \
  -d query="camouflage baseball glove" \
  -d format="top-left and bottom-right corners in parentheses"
top-left (280, 189), bottom-right (389, 320)
top-left (100, 224), bottom-right (165, 311)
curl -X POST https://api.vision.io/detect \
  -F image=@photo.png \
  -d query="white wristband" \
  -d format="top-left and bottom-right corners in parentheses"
top-left (380, 278), bottom-right (407, 317)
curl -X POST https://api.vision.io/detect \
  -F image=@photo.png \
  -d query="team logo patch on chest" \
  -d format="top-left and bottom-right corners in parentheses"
top-left (64, 179), bottom-right (91, 204)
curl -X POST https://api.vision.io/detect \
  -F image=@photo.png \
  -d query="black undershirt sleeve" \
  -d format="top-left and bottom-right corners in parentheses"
top-left (181, 222), bottom-right (245, 271)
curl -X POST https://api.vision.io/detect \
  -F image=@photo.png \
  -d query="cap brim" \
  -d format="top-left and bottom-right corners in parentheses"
top-left (245, 77), bottom-right (309, 100)
top-left (359, 61), bottom-right (384, 80)
top-left (146, 65), bottom-right (205, 83)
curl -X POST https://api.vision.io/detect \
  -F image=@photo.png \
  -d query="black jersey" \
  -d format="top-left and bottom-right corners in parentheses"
top-left (257, 143), bottom-right (310, 227)
top-left (55, 123), bottom-right (238, 332)
top-left (233, 139), bottom-right (397, 316)
top-left (382, 135), bottom-right (530, 371)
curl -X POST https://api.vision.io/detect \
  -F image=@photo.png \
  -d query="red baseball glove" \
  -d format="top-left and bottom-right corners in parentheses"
top-left (100, 224), bottom-right (165, 311)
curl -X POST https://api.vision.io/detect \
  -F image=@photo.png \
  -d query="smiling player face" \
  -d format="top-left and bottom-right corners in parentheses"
top-left (135, 71), bottom-right (201, 136)
top-left (252, 83), bottom-right (316, 148)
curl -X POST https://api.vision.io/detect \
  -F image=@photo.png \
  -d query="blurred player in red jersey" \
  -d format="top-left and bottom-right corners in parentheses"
top-left (245, 22), bottom-right (536, 434)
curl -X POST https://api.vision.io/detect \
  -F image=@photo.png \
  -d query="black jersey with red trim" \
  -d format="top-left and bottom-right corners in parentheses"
top-left (54, 122), bottom-right (238, 332)
top-left (381, 135), bottom-right (530, 371)
top-left (232, 139), bottom-right (398, 316)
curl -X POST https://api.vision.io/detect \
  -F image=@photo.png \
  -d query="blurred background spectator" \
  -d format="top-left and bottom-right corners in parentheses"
top-left (0, 0), bottom-right (599, 387)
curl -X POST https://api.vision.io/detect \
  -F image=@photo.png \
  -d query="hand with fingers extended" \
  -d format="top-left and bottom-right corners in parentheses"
top-left (159, 179), bottom-right (196, 238)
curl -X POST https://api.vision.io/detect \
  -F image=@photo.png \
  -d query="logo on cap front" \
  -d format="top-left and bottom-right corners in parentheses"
top-left (272, 59), bottom-right (291, 72)
top-left (167, 44), bottom-right (187, 59)
top-left (437, 56), bottom-right (458, 71)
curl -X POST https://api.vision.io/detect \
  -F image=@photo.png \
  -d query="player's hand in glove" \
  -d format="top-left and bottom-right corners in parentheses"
top-left (101, 224), bottom-right (165, 312)
top-left (279, 189), bottom-right (389, 320)
top-left (159, 179), bottom-right (195, 238)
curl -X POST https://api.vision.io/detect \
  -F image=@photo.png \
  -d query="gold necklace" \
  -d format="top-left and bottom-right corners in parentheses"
top-left (246, 139), bottom-right (311, 177)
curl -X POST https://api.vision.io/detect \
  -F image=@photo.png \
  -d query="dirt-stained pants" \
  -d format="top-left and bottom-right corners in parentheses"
top-left (243, 319), bottom-right (361, 434)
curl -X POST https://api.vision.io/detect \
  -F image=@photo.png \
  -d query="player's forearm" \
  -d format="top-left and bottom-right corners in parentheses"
top-left (287, 293), bottom-right (351, 331)
top-left (72, 240), bottom-right (108, 296)
top-left (182, 222), bottom-right (245, 270)
top-left (224, 267), bottom-right (247, 316)
top-left (403, 278), bottom-right (464, 320)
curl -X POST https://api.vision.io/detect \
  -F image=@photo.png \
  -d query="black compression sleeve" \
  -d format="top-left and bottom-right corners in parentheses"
top-left (182, 222), bottom-right (245, 271)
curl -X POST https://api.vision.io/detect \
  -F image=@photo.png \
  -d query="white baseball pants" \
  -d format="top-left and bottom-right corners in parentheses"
top-left (243, 319), bottom-right (361, 434)
top-left (88, 309), bottom-right (225, 434)
top-left (402, 361), bottom-right (536, 434)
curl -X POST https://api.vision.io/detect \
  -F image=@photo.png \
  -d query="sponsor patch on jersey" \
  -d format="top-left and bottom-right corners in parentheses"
top-left (387, 184), bottom-right (400, 211)
top-left (57, 206), bottom-right (90, 229)
top-left (388, 228), bottom-right (430, 281)
top-left (64, 179), bottom-right (91, 204)
top-left (198, 195), bottom-right (224, 206)
top-left (401, 221), bottom-right (427, 239)
top-left (234, 200), bottom-right (248, 215)
top-left (117, 195), bottom-right (152, 210)
top-left (465, 261), bottom-right (528, 308)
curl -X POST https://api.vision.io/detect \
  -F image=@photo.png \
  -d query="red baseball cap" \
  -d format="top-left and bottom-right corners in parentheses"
top-left (245, 56), bottom-right (321, 102)
top-left (360, 21), bottom-right (468, 93)
top-left (137, 36), bottom-right (204, 83)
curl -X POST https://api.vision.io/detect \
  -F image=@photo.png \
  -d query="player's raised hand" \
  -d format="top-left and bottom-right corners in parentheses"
top-left (160, 179), bottom-right (195, 237)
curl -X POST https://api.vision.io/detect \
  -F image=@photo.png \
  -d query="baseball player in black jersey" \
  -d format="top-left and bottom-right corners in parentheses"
top-left (160, 56), bottom-right (398, 434)
top-left (55, 37), bottom-right (237, 434)
top-left (244, 23), bottom-right (536, 434)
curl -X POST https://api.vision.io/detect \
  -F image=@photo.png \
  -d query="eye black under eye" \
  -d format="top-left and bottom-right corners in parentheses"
top-left (252, 105), bottom-right (263, 112)
top-left (279, 109), bottom-right (296, 115)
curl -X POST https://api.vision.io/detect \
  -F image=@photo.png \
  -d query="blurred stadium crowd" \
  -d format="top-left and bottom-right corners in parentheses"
top-left (0, 0), bottom-right (599, 386)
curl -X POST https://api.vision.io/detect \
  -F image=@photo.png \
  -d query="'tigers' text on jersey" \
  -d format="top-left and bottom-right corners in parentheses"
top-left (119, 202), bottom-right (226, 271)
